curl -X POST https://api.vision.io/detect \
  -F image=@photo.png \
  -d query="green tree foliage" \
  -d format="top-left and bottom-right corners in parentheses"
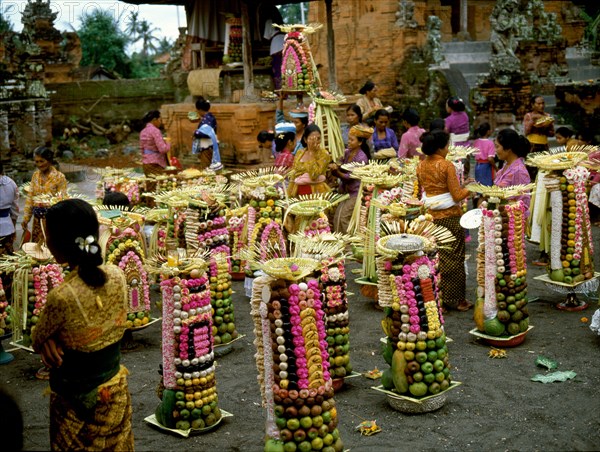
top-left (78, 10), bottom-right (131, 77)
top-left (278, 3), bottom-right (309, 25)
top-left (0, 13), bottom-right (13, 33)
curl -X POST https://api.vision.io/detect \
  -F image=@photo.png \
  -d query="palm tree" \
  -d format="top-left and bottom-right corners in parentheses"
top-left (156, 37), bottom-right (173, 56)
top-left (124, 11), bottom-right (139, 41)
top-left (136, 20), bottom-right (160, 57)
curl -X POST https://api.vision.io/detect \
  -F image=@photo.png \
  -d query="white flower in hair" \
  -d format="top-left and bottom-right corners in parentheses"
top-left (75, 235), bottom-right (99, 255)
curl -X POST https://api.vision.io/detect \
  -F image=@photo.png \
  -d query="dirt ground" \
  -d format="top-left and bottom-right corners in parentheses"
top-left (2, 165), bottom-right (600, 451)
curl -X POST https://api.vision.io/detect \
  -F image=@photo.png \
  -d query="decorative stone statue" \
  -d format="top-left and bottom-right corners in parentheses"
top-left (395, 0), bottom-right (418, 29)
top-left (424, 16), bottom-right (444, 65)
top-left (489, 0), bottom-right (521, 81)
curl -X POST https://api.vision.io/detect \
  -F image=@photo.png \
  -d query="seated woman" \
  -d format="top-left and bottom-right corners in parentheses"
top-left (371, 109), bottom-right (399, 158)
top-left (341, 104), bottom-right (365, 148)
top-left (416, 130), bottom-right (472, 312)
top-left (287, 124), bottom-right (331, 197)
top-left (356, 80), bottom-right (384, 122)
top-left (331, 125), bottom-right (372, 233)
top-left (494, 128), bottom-right (532, 218)
top-left (32, 199), bottom-right (133, 450)
top-left (140, 110), bottom-right (171, 176)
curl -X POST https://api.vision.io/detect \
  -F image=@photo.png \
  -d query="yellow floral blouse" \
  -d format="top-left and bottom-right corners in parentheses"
top-left (32, 265), bottom-right (128, 353)
top-left (23, 166), bottom-right (68, 224)
top-left (287, 147), bottom-right (332, 197)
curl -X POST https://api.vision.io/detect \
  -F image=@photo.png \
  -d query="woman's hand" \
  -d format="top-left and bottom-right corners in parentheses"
top-left (463, 177), bottom-right (475, 186)
top-left (307, 135), bottom-right (320, 152)
top-left (328, 163), bottom-right (338, 171)
top-left (40, 337), bottom-right (64, 368)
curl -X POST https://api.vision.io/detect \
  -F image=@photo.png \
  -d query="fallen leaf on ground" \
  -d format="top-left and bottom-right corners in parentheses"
top-left (535, 355), bottom-right (558, 370)
top-left (531, 370), bottom-right (576, 383)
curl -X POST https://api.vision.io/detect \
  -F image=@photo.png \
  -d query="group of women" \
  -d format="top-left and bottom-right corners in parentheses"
top-left (7, 84), bottom-right (597, 451)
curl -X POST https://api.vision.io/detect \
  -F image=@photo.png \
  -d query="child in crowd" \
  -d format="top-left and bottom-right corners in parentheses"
top-left (472, 123), bottom-right (496, 207)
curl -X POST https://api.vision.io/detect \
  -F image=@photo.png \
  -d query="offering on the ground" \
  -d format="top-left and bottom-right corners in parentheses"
top-left (153, 259), bottom-right (222, 431)
top-left (251, 257), bottom-right (344, 452)
top-left (376, 224), bottom-right (455, 398)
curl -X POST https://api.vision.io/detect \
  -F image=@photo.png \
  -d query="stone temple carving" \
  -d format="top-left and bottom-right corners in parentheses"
top-left (489, 0), bottom-right (521, 82)
top-left (423, 16), bottom-right (444, 65)
top-left (395, 0), bottom-right (418, 29)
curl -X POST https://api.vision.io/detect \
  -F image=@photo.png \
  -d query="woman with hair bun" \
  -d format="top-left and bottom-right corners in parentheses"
top-left (417, 129), bottom-right (473, 312)
top-left (32, 199), bottom-right (133, 450)
top-left (21, 146), bottom-right (68, 243)
top-left (140, 109), bottom-right (171, 175)
top-left (356, 80), bottom-right (384, 121)
top-left (444, 96), bottom-right (470, 147)
top-left (494, 128), bottom-right (532, 217)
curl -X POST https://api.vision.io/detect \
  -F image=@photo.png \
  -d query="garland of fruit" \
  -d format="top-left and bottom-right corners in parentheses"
top-left (10, 262), bottom-right (64, 346)
top-left (154, 263), bottom-right (222, 431)
top-left (546, 168), bottom-right (595, 283)
top-left (277, 24), bottom-right (323, 93)
top-left (183, 199), bottom-right (237, 346)
top-left (474, 199), bottom-right (530, 337)
top-left (319, 259), bottom-right (352, 383)
top-left (0, 276), bottom-right (12, 336)
top-left (226, 206), bottom-right (248, 279)
top-left (376, 233), bottom-right (452, 398)
top-left (251, 261), bottom-right (344, 452)
top-left (102, 223), bottom-right (151, 326)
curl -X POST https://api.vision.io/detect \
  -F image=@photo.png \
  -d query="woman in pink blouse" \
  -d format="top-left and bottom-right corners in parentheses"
top-left (139, 110), bottom-right (170, 176)
top-left (494, 128), bottom-right (531, 218)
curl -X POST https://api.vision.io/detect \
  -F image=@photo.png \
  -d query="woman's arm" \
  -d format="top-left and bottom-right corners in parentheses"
top-left (22, 172), bottom-right (38, 227)
top-left (151, 127), bottom-right (171, 155)
top-left (390, 130), bottom-right (399, 151)
top-left (32, 291), bottom-right (65, 354)
top-left (446, 162), bottom-right (470, 202)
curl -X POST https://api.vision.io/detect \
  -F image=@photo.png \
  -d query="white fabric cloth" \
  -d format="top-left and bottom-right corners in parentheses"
top-left (0, 175), bottom-right (18, 237)
top-left (422, 192), bottom-right (457, 210)
top-left (589, 183), bottom-right (600, 208)
top-left (450, 132), bottom-right (470, 144)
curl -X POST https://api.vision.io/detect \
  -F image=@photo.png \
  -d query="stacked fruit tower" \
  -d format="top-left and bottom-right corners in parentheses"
top-left (290, 235), bottom-right (356, 389)
top-left (470, 184), bottom-right (532, 338)
top-left (527, 150), bottom-right (596, 309)
top-left (153, 259), bottom-right (222, 431)
top-left (94, 168), bottom-right (143, 206)
top-left (231, 169), bottom-right (288, 277)
top-left (226, 205), bottom-right (249, 280)
top-left (375, 223), bottom-right (456, 401)
top-left (183, 194), bottom-right (237, 347)
top-left (224, 17), bottom-right (243, 63)
top-left (0, 275), bottom-right (11, 336)
top-left (277, 24), bottom-right (322, 93)
top-left (344, 161), bottom-right (405, 284)
top-left (250, 257), bottom-right (344, 452)
top-left (100, 209), bottom-right (152, 327)
top-left (7, 255), bottom-right (64, 348)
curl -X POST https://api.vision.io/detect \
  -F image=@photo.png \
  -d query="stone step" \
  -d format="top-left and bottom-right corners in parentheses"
top-left (448, 61), bottom-right (490, 75)
top-left (442, 41), bottom-right (492, 54)
top-left (567, 67), bottom-right (600, 81)
top-left (444, 53), bottom-right (491, 65)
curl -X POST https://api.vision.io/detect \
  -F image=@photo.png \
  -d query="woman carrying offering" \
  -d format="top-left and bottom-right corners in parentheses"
top-left (21, 147), bottom-right (68, 244)
top-left (356, 80), bottom-right (384, 122)
top-left (32, 199), bottom-right (133, 451)
top-left (494, 128), bottom-right (532, 218)
top-left (140, 110), bottom-right (171, 176)
top-left (341, 104), bottom-right (365, 148)
top-left (273, 127), bottom-right (296, 170)
top-left (417, 130), bottom-right (473, 312)
top-left (287, 124), bottom-right (331, 197)
top-left (371, 109), bottom-right (399, 158)
top-left (331, 125), bottom-right (373, 233)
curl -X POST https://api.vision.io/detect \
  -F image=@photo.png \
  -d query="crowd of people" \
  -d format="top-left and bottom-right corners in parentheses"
top-left (0, 79), bottom-right (598, 450)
